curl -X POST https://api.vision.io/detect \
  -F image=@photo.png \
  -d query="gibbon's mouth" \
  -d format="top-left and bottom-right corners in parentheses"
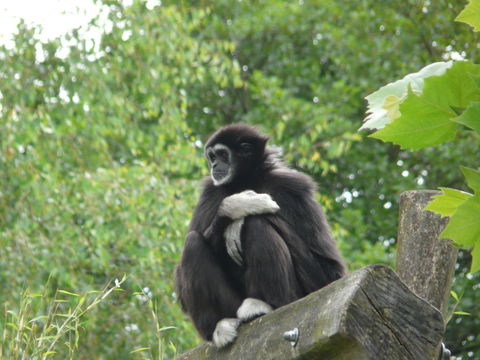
top-left (212, 169), bottom-right (228, 181)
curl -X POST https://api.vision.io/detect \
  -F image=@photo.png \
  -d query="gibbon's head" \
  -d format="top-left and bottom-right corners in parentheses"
top-left (204, 124), bottom-right (269, 186)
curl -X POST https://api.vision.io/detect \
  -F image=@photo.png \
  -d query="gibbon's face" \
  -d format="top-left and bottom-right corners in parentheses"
top-left (204, 124), bottom-right (268, 186)
top-left (205, 141), bottom-right (257, 186)
top-left (205, 143), bottom-right (235, 186)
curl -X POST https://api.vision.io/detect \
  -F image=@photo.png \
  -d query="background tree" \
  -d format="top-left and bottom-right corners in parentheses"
top-left (0, 0), bottom-right (478, 358)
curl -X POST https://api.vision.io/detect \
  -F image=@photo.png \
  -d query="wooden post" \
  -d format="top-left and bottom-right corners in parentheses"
top-left (176, 265), bottom-right (444, 360)
top-left (396, 190), bottom-right (458, 319)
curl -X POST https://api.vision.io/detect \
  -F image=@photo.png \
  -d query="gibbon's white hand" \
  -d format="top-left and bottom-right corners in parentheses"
top-left (220, 190), bottom-right (280, 265)
top-left (219, 190), bottom-right (280, 220)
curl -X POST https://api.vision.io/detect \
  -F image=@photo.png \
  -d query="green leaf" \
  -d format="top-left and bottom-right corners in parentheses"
top-left (440, 195), bottom-right (480, 249)
top-left (471, 243), bottom-right (480, 273)
top-left (461, 166), bottom-right (480, 192)
top-left (130, 347), bottom-right (150, 354)
top-left (369, 88), bottom-right (457, 149)
top-left (57, 290), bottom-right (79, 297)
top-left (361, 61), bottom-right (453, 130)
top-left (456, 0), bottom-right (480, 32)
top-left (452, 101), bottom-right (480, 134)
top-left (453, 311), bottom-right (471, 316)
top-left (438, 169), bottom-right (480, 271)
top-left (421, 61), bottom-right (480, 110)
top-left (450, 290), bottom-right (460, 302)
top-left (29, 315), bottom-right (49, 323)
top-left (424, 187), bottom-right (472, 217)
top-left (27, 293), bottom-right (43, 298)
top-left (159, 326), bottom-right (176, 332)
top-left (370, 61), bottom-right (480, 149)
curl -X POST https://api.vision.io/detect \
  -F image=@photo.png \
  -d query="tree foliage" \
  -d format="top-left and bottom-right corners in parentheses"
top-left (1, 0), bottom-right (479, 358)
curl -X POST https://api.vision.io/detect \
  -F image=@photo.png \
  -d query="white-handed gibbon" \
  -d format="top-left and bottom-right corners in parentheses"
top-left (175, 124), bottom-right (346, 347)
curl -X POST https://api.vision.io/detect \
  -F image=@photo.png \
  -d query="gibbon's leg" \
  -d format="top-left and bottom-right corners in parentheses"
top-left (237, 216), bottom-right (301, 321)
top-left (175, 231), bottom-right (242, 344)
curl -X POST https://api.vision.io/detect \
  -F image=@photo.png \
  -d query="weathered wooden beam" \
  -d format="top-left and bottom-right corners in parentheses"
top-left (176, 265), bottom-right (444, 360)
top-left (396, 190), bottom-right (458, 319)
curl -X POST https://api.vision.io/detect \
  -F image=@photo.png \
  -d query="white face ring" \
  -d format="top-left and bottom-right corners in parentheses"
top-left (207, 143), bottom-right (233, 186)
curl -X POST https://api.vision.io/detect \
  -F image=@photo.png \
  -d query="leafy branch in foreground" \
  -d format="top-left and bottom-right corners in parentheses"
top-left (360, 2), bottom-right (480, 273)
top-left (363, 60), bottom-right (480, 149)
top-left (426, 167), bottom-right (480, 273)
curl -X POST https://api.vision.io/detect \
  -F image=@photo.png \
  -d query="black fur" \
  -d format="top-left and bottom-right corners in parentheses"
top-left (175, 124), bottom-right (346, 341)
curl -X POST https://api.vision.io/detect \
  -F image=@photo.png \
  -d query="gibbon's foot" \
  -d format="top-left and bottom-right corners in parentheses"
top-left (219, 190), bottom-right (280, 220)
top-left (212, 318), bottom-right (241, 348)
top-left (237, 298), bottom-right (273, 322)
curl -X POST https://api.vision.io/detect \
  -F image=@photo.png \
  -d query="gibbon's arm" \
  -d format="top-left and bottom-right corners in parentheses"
top-left (200, 190), bottom-right (280, 265)
top-left (219, 190), bottom-right (280, 266)
top-left (218, 190), bottom-right (280, 220)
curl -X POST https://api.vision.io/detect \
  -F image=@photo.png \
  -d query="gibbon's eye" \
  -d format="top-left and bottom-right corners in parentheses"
top-left (207, 148), bottom-right (216, 163)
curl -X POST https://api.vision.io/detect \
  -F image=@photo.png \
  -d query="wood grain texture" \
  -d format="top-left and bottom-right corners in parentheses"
top-left (396, 190), bottom-right (458, 318)
top-left (176, 265), bottom-right (444, 360)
